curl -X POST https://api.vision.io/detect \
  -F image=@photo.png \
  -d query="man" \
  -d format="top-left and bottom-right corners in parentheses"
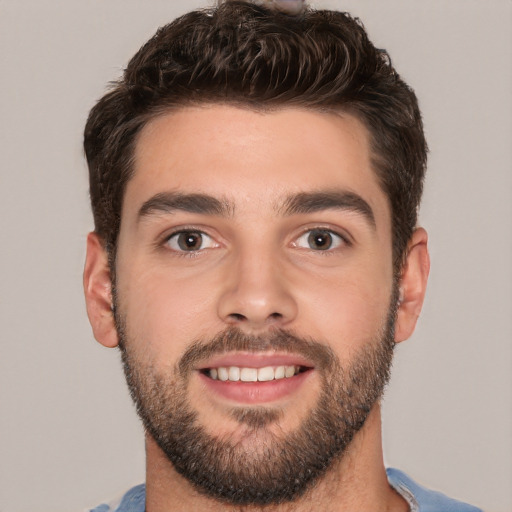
top-left (83, 1), bottom-right (482, 510)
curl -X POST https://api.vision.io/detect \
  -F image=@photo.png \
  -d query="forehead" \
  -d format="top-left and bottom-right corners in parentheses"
top-left (125, 105), bottom-right (389, 225)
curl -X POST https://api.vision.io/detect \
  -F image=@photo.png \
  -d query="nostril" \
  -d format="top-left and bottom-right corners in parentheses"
top-left (228, 313), bottom-right (247, 322)
top-left (226, 312), bottom-right (282, 323)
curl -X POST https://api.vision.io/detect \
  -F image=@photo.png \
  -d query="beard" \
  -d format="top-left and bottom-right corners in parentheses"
top-left (116, 304), bottom-right (396, 506)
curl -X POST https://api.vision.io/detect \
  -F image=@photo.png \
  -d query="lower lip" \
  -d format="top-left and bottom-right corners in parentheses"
top-left (198, 370), bottom-right (312, 404)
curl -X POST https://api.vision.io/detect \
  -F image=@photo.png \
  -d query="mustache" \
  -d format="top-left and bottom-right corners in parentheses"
top-left (178, 327), bottom-right (336, 377)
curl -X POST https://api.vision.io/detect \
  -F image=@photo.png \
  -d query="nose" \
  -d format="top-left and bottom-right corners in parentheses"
top-left (217, 249), bottom-right (298, 332)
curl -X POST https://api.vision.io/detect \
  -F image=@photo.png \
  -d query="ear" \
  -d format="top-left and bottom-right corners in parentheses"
top-left (394, 227), bottom-right (430, 343)
top-left (83, 232), bottom-right (119, 348)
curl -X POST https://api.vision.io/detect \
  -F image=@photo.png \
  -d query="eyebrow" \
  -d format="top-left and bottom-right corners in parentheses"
top-left (138, 192), bottom-right (233, 220)
top-left (280, 190), bottom-right (376, 228)
top-left (137, 189), bottom-right (375, 228)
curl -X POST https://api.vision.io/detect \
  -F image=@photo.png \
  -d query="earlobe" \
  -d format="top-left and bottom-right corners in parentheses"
top-left (394, 227), bottom-right (430, 343)
top-left (83, 232), bottom-right (119, 348)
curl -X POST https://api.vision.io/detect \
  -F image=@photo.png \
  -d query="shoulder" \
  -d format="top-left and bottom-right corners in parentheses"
top-left (88, 484), bottom-right (146, 512)
top-left (88, 475), bottom-right (483, 512)
top-left (387, 468), bottom-right (483, 512)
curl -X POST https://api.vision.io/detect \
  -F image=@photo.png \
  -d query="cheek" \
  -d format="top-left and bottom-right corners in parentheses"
top-left (296, 261), bottom-right (393, 353)
top-left (116, 259), bottom-right (222, 358)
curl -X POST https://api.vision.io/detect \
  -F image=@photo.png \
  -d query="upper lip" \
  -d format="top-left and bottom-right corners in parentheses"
top-left (197, 351), bottom-right (315, 370)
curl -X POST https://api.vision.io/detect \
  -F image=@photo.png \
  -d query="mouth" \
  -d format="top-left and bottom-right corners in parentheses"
top-left (197, 354), bottom-right (315, 404)
top-left (201, 364), bottom-right (308, 382)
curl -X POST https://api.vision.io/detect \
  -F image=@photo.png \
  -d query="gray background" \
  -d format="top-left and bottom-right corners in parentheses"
top-left (0, 1), bottom-right (510, 511)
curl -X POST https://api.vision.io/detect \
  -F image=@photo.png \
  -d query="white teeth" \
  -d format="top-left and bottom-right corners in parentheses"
top-left (208, 365), bottom-right (300, 381)
top-left (240, 367), bottom-right (258, 382)
top-left (228, 366), bottom-right (240, 381)
top-left (257, 366), bottom-right (275, 382)
top-left (285, 365), bottom-right (295, 378)
top-left (274, 366), bottom-right (285, 379)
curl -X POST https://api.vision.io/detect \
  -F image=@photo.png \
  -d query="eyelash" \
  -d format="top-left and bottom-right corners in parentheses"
top-left (294, 227), bottom-right (351, 252)
top-left (160, 226), bottom-right (352, 256)
top-left (162, 228), bottom-right (217, 257)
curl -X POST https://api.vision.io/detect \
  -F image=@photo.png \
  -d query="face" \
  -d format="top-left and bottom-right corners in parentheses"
top-left (113, 106), bottom-right (397, 503)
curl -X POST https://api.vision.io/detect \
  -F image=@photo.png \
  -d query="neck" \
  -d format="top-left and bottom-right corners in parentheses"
top-left (145, 404), bottom-right (408, 512)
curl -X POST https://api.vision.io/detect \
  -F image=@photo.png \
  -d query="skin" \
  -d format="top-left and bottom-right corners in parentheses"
top-left (84, 106), bottom-right (430, 511)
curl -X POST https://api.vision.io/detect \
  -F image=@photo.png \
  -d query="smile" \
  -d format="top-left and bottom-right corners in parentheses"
top-left (206, 365), bottom-right (303, 382)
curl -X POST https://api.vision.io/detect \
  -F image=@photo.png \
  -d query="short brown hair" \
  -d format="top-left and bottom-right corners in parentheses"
top-left (84, 0), bottom-right (427, 270)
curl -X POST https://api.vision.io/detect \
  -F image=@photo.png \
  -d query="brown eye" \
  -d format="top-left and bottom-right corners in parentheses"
top-left (308, 230), bottom-right (333, 250)
top-left (166, 231), bottom-right (215, 252)
top-left (295, 229), bottom-right (344, 251)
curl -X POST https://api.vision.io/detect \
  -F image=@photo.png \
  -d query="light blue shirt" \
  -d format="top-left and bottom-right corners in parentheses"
top-left (89, 468), bottom-right (483, 511)
top-left (386, 468), bottom-right (483, 512)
